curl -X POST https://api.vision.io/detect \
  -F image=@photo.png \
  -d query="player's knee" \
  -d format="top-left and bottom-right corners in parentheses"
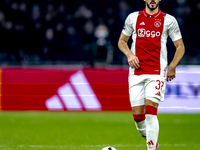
top-left (145, 99), bottom-right (159, 108)
top-left (132, 105), bottom-right (145, 115)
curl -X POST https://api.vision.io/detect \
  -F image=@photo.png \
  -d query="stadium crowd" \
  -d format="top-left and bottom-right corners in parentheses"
top-left (0, 0), bottom-right (200, 66)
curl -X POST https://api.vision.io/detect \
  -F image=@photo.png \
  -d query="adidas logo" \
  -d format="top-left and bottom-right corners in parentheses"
top-left (45, 71), bottom-right (102, 111)
top-left (155, 91), bottom-right (161, 96)
top-left (140, 22), bottom-right (145, 25)
top-left (147, 140), bottom-right (154, 147)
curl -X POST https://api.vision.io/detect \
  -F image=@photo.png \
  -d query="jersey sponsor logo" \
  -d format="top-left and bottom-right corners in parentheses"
top-left (138, 28), bottom-right (161, 38)
top-left (45, 71), bottom-right (102, 111)
top-left (154, 21), bottom-right (161, 28)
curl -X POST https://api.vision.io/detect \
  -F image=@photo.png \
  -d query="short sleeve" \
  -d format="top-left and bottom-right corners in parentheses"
top-left (168, 17), bottom-right (182, 42)
top-left (122, 14), bottom-right (134, 36)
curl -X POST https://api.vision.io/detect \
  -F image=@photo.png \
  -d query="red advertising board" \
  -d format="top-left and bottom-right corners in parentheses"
top-left (0, 67), bottom-right (131, 111)
top-left (2, 66), bottom-right (200, 113)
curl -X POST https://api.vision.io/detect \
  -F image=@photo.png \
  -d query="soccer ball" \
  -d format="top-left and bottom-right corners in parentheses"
top-left (101, 146), bottom-right (117, 150)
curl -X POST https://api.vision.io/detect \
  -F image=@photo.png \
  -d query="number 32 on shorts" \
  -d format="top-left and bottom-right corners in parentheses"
top-left (155, 80), bottom-right (164, 91)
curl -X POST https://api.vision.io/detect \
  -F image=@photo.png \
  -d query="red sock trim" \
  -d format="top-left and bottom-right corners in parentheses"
top-left (133, 114), bottom-right (145, 122)
top-left (145, 105), bottom-right (157, 115)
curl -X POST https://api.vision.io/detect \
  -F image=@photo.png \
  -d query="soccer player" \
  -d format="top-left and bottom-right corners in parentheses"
top-left (118, 0), bottom-right (185, 150)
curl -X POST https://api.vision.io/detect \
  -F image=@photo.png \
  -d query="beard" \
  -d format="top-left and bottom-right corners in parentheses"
top-left (146, 1), bottom-right (160, 11)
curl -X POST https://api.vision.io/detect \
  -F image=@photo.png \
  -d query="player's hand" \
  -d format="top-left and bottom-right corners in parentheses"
top-left (127, 53), bottom-right (140, 69)
top-left (166, 65), bottom-right (176, 82)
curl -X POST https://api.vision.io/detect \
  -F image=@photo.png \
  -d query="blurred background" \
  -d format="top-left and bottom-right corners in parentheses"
top-left (0, 0), bottom-right (200, 67)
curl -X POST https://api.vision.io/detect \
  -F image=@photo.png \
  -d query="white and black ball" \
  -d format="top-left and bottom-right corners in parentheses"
top-left (102, 146), bottom-right (117, 150)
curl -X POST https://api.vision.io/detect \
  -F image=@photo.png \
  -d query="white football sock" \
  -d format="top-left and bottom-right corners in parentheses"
top-left (135, 120), bottom-right (146, 140)
top-left (145, 114), bottom-right (159, 150)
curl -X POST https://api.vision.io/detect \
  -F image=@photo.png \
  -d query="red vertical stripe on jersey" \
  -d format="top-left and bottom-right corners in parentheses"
top-left (135, 10), bottom-right (166, 75)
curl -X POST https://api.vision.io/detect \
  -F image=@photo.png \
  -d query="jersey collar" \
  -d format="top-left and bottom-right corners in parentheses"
top-left (143, 8), bottom-right (161, 18)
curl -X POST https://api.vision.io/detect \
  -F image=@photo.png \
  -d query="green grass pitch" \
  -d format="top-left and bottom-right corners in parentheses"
top-left (0, 112), bottom-right (199, 150)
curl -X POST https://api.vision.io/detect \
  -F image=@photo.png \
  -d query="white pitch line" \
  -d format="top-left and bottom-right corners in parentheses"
top-left (0, 144), bottom-right (189, 149)
top-left (81, 144), bottom-right (187, 147)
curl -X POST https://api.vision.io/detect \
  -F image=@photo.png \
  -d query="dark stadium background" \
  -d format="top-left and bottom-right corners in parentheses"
top-left (0, 0), bottom-right (199, 66)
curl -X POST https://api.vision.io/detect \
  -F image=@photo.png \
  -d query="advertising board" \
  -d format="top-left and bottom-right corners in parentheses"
top-left (1, 66), bottom-right (200, 113)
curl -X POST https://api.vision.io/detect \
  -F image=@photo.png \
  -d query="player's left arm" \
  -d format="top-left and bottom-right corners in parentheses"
top-left (166, 38), bottom-right (185, 82)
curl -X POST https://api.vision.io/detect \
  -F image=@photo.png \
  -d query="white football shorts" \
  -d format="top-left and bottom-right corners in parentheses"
top-left (129, 74), bottom-right (166, 107)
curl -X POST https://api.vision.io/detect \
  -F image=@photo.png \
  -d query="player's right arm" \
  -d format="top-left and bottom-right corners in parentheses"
top-left (118, 33), bottom-right (140, 69)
